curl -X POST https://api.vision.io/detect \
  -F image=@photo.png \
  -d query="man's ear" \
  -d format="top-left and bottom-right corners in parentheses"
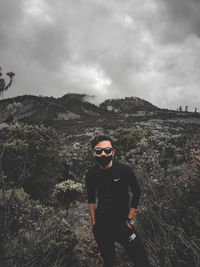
top-left (112, 149), bottom-right (116, 156)
top-left (92, 150), bottom-right (95, 157)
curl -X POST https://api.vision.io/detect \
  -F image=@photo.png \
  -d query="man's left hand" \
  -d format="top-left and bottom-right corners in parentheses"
top-left (127, 207), bottom-right (136, 229)
top-left (126, 218), bottom-right (134, 229)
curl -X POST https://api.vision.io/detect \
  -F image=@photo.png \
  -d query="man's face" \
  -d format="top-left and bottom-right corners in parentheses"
top-left (92, 140), bottom-right (115, 158)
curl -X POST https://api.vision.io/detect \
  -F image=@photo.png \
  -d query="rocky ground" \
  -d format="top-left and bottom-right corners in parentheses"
top-left (67, 201), bottom-right (134, 267)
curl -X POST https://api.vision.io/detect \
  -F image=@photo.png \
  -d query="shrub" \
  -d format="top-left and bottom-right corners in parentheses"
top-left (111, 128), bottom-right (151, 158)
top-left (120, 130), bottom-right (200, 267)
top-left (136, 157), bottom-right (200, 267)
top-left (53, 180), bottom-right (84, 209)
top-left (96, 128), bottom-right (200, 266)
top-left (0, 183), bottom-right (77, 267)
top-left (0, 126), bottom-right (65, 203)
top-left (62, 143), bottom-right (93, 182)
top-left (11, 215), bottom-right (77, 267)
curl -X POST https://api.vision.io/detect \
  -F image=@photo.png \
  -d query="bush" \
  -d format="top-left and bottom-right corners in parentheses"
top-left (11, 215), bottom-right (77, 267)
top-left (61, 143), bottom-right (94, 182)
top-left (136, 158), bottom-right (200, 267)
top-left (111, 128), bottom-right (151, 158)
top-left (0, 126), bottom-right (65, 203)
top-left (0, 183), bottom-right (77, 267)
top-left (53, 180), bottom-right (84, 209)
top-left (0, 186), bottom-right (37, 234)
top-left (119, 130), bottom-right (200, 267)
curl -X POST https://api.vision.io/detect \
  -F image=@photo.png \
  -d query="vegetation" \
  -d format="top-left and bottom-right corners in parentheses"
top-left (112, 128), bottom-right (200, 267)
top-left (0, 120), bottom-right (199, 266)
top-left (0, 183), bottom-right (77, 266)
top-left (0, 126), bottom-right (66, 203)
top-left (0, 125), bottom-right (84, 266)
top-left (53, 180), bottom-right (84, 209)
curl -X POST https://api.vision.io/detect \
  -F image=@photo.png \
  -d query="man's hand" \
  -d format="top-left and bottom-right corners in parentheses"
top-left (89, 203), bottom-right (96, 228)
top-left (126, 219), bottom-right (133, 229)
top-left (126, 207), bottom-right (136, 229)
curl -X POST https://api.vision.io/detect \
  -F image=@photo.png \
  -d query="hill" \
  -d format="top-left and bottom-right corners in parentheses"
top-left (0, 93), bottom-right (200, 144)
top-left (100, 96), bottom-right (160, 113)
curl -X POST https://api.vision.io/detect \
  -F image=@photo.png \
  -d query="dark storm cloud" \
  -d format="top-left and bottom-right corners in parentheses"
top-left (155, 0), bottom-right (200, 41)
top-left (0, 0), bottom-right (24, 50)
top-left (0, 0), bottom-right (200, 111)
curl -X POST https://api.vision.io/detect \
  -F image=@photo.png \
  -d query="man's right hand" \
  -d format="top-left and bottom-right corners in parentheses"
top-left (89, 203), bottom-right (96, 228)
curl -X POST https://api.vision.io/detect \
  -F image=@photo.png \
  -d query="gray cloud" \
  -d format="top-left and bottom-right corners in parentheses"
top-left (154, 0), bottom-right (200, 41)
top-left (0, 0), bottom-right (200, 111)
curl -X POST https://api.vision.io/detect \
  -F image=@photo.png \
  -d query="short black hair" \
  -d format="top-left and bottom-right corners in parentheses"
top-left (90, 134), bottom-right (114, 150)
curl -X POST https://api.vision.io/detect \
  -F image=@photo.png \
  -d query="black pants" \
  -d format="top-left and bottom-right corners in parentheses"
top-left (93, 220), bottom-right (151, 267)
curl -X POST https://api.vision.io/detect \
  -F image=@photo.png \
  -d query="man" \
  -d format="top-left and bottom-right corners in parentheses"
top-left (85, 134), bottom-right (152, 267)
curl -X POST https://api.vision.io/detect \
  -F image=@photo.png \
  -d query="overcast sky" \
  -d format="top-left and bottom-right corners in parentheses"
top-left (0, 0), bottom-right (200, 111)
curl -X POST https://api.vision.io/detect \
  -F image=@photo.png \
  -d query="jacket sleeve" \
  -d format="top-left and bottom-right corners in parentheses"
top-left (85, 172), bottom-right (96, 204)
top-left (126, 167), bottom-right (141, 209)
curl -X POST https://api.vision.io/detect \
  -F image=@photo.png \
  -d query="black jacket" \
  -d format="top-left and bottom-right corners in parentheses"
top-left (85, 161), bottom-right (141, 222)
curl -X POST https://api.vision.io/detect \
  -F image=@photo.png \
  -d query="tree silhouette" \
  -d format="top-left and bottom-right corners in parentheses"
top-left (0, 67), bottom-right (15, 99)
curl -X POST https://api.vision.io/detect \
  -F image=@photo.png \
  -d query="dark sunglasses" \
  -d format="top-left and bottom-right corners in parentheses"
top-left (94, 147), bottom-right (113, 155)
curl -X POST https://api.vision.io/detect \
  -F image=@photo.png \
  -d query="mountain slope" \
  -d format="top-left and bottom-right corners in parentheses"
top-left (0, 94), bottom-right (105, 123)
top-left (1, 93), bottom-right (199, 141)
top-left (100, 96), bottom-right (160, 113)
top-left (0, 94), bottom-right (161, 125)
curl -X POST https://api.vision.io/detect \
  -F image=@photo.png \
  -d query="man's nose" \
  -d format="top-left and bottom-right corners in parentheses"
top-left (101, 150), bottom-right (106, 156)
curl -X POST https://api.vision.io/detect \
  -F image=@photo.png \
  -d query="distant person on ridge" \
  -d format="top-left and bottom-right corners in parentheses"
top-left (85, 134), bottom-right (152, 267)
